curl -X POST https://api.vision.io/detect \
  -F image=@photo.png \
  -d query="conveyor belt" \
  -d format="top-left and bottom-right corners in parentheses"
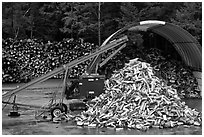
top-left (99, 43), bottom-right (127, 67)
top-left (2, 36), bottom-right (128, 100)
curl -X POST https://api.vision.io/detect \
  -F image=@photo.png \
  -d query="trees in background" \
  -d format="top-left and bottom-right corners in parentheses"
top-left (170, 2), bottom-right (202, 44)
top-left (2, 2), bottom-right (202, 45)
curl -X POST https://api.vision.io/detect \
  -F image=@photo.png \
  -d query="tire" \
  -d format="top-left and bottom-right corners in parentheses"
top-left (56, 103), bottom-right (68, 114)
top-left (51, 107), bottom-right (63, 118)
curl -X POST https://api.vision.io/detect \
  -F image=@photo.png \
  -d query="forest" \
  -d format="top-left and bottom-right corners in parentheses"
top-left (2, 2), bottom-right (202, 45)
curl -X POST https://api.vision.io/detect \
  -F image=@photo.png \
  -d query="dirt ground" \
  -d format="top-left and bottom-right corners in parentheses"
top-left (2, 79), bottom-right (202, 135)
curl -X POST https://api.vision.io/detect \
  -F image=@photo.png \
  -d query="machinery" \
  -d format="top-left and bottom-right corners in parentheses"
top-left (78, 74), bottom-right (105, 99)
top-left (2, 35), bottom-right (128, 119)
top-left (2, 20), bottom-right (202, 119)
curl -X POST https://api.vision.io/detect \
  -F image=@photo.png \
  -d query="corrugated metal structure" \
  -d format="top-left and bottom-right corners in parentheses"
top-left (148, 23), bottom-right (202, 70)
top-left (101, 20), bottom-right (202, 71)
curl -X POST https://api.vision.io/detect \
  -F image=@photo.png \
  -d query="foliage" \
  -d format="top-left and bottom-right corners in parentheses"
top-left (2, 2), bottom-right (202, 44)
top-left (170, 2), bottom-right (202, 44)
top-left (2, 3), bottom-right (29, 39)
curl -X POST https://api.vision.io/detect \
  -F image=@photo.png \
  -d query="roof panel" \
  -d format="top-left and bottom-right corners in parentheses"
top-left (128, 24), bottom-right (161, 32)
top-left (151, 25), bottom-right (192, 43)
top-left (174, 42), bottom-right (202, 69)
top-left (101, 20), bottom-right (202, 70)
top-left (148, 23), bottom-right (201, 70)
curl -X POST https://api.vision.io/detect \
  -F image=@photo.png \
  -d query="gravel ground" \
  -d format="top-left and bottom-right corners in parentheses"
top-left (2, 79), bottom-right (202, 135)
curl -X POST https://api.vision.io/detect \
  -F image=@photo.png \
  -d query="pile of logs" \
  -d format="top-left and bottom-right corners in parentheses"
top-left (75, 58), bottom-right (202, 130)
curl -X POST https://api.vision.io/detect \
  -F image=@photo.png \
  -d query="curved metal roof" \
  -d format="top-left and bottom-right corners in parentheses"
top-left (101, 20), bottom-right (202, 70)
top-left (149, 23), bottom-right (201, 69)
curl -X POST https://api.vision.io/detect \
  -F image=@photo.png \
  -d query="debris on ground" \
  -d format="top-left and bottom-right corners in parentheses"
top-left (74, 58), bottom-right (202, 130)
top-left (52, 112), bottom-right (75, 123)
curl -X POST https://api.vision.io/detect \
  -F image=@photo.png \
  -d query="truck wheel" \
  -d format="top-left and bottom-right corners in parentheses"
top-left (51, 107), bottom-right (63, 118)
